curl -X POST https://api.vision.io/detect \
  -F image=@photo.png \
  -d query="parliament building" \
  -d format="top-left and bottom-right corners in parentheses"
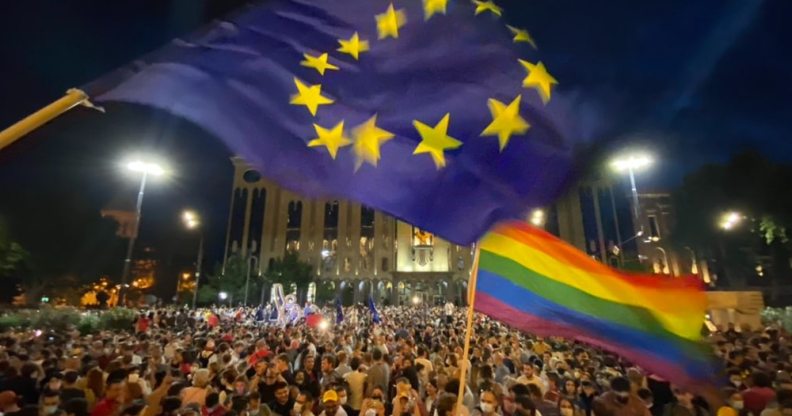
top-left (222, 157), bottom-right (699, 306)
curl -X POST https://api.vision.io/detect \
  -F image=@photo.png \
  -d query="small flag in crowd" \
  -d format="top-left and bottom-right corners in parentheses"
top-left (368, 295), bottom-right (381, 324)
top-left (88, 0), bottom-right (588, 245)
top-left (335, 296), bottom-right (344, 324)
top-left (473, 221), bottom-right (719, 388)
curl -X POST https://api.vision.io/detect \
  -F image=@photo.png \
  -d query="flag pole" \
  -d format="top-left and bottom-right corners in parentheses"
top-left (456, 245), bottom-right (481, 413)
top-left (0, 88), bottom-right (102, 152)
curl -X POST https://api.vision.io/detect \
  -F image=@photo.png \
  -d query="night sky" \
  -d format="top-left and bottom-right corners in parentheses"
top-left (0, 0), bottom-right (790, 293)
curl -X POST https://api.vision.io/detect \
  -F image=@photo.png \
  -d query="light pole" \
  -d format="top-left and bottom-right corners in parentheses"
top-left (120, 158), bottom-right (166, 306)
top-left (182, 210), bottom-right (204, 309)
top-left (610, 153), bottom-right (652, 220)
top-left (244, 241), bottom-right (259, 307)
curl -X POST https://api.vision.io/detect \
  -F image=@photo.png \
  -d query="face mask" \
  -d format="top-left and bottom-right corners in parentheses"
top-left (731, 401), bottom-right (744, 410)
top-left (44, 406), bottom-right (58, 415)
top-left (560, 408), bottom-right (574, 416)
top-left (480, 403), bottom-right (495, 414)
top-left (293, 403), bottom-right (303, 413)
top-left (339, 396), bottom-right (348, 405)
top-left (365, 410), bottom-right (377, 416)
top-left (731, 379), bottom-right (742, 386)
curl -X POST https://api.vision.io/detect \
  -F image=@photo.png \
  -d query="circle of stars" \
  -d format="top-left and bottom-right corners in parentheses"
top-left (288, 0), bottom-right (558, 170)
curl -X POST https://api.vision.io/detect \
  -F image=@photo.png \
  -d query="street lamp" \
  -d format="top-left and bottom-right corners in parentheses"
top-left (218, 291), bottom-right (228, 301)
top-left (719, 211), bottom-right (744, 230)
top-left (119, 157), bottom-right (167, 306)
top-left (530, 209), bottom-right (545, 227)
top-left (411, 295), bottom-right (421, 305)
top-left (610, 152), bottom-right (653, 220)
top-left (182, 210), bottom-right (204, 309)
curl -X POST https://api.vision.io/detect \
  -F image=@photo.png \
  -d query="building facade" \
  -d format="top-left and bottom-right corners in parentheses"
top-left (223, 158), bottom-right (593, 306)
top-left (634, 192), bottom-right (713, 282)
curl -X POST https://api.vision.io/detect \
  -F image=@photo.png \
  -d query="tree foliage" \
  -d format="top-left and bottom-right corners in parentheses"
top-left (199, 255), bottom-right (253, 305)
top-left (672, 151), bottom-right (792, 286)
top-left (0, 218), bottom-right (29, 279)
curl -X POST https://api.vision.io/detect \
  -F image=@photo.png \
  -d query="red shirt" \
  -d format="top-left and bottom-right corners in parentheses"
top-left (91, 398), bottom-right (119, 416)
top-left (136, 317), bottom-right (149, 333)
top-left (742, 387), bottom-right (775, 415)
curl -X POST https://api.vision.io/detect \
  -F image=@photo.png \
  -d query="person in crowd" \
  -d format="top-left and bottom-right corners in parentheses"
top-left (742, 372), bottom-right (776, 416)
top-left (592, 377), bottom-right (649, 416)
top-left (294, 391), bottom-right (315, 416)
top-left (268, 382), bottom-right (293, 416)
top-left (90, 377), bottom-right (125, 416)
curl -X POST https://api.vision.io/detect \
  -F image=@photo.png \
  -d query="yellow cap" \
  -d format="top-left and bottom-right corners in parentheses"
top-left (322, 390), bottom-right (339, 403)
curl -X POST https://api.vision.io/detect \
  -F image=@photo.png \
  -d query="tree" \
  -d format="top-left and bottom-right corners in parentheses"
top-left (199, 255), bottom-right (252, 305)
top-left (672, 151), bottom-right (792, 288)
top-left (264, 252), bottom-right (314, 304)
top-left (0, 218), bottom-right (29, 280)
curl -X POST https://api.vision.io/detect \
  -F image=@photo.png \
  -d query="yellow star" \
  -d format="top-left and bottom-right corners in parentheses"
top-left (351, 115), bottom-right (395, 168)
top-left (308, 121), bottom-right (352, 159)
top-left (412, 113), bottom-right (462, 169)
top-left (337, 32), bottom-right (370, 60)
top-left (506, 25), bottom-right (537, 49)
top-left (519, 60), bottom-right (558, 104)
top-left (481, 95), bottom-right (530, 151)
top-left (289, 78), bottom-right (334, 116)
top-left (473, 0), bottom-right (502, 16)
top-left (423, 0), bottom-right (448, 20)
top-left (300, 53), bottom-right (339, 76)
top-left (376, 4), bottom-right (407, 39)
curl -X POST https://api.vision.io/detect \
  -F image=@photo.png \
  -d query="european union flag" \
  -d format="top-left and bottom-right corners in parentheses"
top-left (367, 295), bottom-right (381, 324)
top-left (89, 0), bottom-right (584, 244)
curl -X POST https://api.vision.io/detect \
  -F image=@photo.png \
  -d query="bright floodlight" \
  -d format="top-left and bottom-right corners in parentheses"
top-left (719, 211), bottom-right (743, 230)
top-left (411, 295), bottom-right (421, 305)
top-left (126, 159), bottom-right (166, 176)
top-left (218, 291), bottom-right (228, 300)
top-left (318, 319), bottom-right (330, 331)
top-left (183, 210), bottom-right (200, 229)
top-left (530, 209), bottom-right (545, 226)
top-left (610, 153), bottom-right (653, 172)
top-left (321, 249), bottom-right (330, 259)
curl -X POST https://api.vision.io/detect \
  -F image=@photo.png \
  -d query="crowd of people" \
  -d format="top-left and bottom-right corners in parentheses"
top-left (0, 304), bottom-right (790, 416)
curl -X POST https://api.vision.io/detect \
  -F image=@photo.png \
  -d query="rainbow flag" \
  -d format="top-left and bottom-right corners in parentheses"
top-left (474, 221), bottom-right (718, 387)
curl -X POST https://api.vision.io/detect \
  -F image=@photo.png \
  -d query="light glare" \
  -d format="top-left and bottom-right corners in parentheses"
top-left (610, 153), bottom-right (653, 172)
top-left (126, 159), bottom-right (166, 176)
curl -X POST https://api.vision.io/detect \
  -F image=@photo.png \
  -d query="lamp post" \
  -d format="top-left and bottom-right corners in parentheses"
top-left (119, 158), bottom-right (166, 306)
top-left (610, 153), bottom-right (653, 221)
top-left (182, 210), bottom-right (204, 309)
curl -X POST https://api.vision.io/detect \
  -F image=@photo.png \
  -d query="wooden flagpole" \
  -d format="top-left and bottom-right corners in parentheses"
top-left (0, 88), bottom-right (102, 152)
top-left (456, 245), bottom-right (481, 413)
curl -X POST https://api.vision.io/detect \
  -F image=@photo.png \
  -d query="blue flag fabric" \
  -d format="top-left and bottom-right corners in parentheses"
top-left (335, 296), bottom-right (344, 324)
top-left (89, 0), bottom-right (585, 244)
top-left (368, 295), bottom-right (381, 324)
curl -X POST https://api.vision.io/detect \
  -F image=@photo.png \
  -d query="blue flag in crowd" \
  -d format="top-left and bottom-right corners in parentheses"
top-left (368, 295), bottom-right (381, 324)
top-left (335, 296), bottom-right (344, 324)
top-left (89, 0), bottom-right (587, 244)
